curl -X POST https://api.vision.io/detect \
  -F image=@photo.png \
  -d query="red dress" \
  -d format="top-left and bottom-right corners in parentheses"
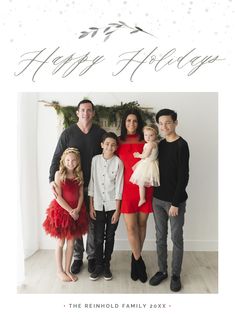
top-left (116, 134), bottom-right (153, 214)
top-left (43, 179), bottom-right (88, 239)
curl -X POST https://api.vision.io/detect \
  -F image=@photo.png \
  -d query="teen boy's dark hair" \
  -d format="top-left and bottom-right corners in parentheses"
top-left (101, 132), bottom-right (119, 145)
top-left (77, 99), bottom-right (95, 111)
top-left (156, 109), bottom-right (177, 123)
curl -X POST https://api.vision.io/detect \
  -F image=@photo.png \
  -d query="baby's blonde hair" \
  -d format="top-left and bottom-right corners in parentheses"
top-left (143, 124), bottom-right (159, 137)
top-left (59, 148), bottom-right (83, 184)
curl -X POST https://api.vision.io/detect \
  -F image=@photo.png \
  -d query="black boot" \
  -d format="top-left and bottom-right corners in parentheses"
top-left (131, 254), bottom-right (138, 281)
top-left (136, 256), bottom-right (147, 283)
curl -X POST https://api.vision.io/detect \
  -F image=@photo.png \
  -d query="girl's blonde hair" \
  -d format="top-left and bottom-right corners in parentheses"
top-left (143, 124), bottom-right (159, 137)
top-left (59, 148), bottom-right (83, 184)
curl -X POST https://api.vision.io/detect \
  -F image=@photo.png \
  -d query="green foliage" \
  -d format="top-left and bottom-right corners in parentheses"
top-left (42, 100), bottom-right (155, 130)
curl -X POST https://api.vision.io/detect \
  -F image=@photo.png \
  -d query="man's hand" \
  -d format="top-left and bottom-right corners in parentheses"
top-left (50, 181), bottom-right (58, 198)
top-left (168, 205), bottom-right (179, 217)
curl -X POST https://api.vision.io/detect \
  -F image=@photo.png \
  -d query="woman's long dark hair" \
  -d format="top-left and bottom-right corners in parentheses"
top-left (120, 108), bottom-right (144, 141)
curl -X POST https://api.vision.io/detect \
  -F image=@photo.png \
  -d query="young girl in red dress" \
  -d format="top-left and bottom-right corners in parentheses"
top-left (43, 148), bottom-right (88, 282)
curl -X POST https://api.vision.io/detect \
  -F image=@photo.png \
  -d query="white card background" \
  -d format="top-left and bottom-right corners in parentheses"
top-left (1, 0), bottom-right (234, 324)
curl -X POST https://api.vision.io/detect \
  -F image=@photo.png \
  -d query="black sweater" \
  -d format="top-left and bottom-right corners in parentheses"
top-left (49, 123), bottom-right (106, 187)
top-left (153, 137), bottom-right (190, 207)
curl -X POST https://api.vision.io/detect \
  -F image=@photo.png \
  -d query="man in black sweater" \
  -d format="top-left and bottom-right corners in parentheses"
top-left (49, 99), bottom-right (106, 274)
top-left (149, 109), bottom-right (189, 292)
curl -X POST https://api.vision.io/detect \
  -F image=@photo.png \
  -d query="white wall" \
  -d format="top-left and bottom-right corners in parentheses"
top-left (18, 93), bottom-right (40, 257)
top-left (20, 92), bottom-right (218, 254)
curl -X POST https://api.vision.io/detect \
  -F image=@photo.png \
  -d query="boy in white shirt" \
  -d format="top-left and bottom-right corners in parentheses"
top-left (88, 132), bottom-right (124, 280)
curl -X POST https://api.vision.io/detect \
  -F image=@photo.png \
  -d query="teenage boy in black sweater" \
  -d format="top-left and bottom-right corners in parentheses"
top-left (149, 109), bottom-right (189, 292)
top-left (49, 99), bottom-right (106, 275)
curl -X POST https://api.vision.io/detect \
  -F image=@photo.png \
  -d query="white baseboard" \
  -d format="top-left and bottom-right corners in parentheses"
top-left (24, 248), bottom-right (39, 258)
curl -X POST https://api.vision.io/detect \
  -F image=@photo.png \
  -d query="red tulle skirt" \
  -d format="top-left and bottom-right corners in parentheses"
top-left (43, 200), bottom-right (88, 239)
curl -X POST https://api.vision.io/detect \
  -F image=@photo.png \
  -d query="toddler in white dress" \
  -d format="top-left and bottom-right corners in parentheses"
top-left (130, 124), bottom-right (160, 206)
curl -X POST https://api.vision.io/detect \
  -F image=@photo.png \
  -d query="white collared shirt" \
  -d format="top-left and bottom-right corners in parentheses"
top-left (88, 154), bottom-right (124, 211)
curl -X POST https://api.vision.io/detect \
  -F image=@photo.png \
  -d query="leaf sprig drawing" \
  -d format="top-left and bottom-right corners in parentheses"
top-left (79, 21), bottom-right (155, 42)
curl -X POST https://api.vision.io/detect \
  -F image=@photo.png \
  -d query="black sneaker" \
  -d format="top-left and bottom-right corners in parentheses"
top-left (170, 275), bottom-right (181, 292)
top-left (88, 259), bottom-right (96, 273)
top-left (103, 266), bottom-right (113, 281)
top-left (89, 265), bottom-right (103, 281)
top-left (71, 260), bottom-right (83, 274)
top-left (149, 271), bottom-right (168, 286)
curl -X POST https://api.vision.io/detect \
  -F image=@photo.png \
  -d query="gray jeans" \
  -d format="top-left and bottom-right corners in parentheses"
top-left (152, 197), bottom-right (186, 276)
top-left (73, 189), bottom-right (95, 261)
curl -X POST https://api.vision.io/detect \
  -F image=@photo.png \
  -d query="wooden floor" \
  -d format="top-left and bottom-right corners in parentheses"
top-left (17, 250), bottom-right (218, 294)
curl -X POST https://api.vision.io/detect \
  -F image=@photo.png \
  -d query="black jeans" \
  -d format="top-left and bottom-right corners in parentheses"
top-left (94, 209), bottom-right (119, 266)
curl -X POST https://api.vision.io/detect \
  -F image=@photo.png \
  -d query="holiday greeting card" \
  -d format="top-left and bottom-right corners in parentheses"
top-left (1, 0), bottom-right (234, 324)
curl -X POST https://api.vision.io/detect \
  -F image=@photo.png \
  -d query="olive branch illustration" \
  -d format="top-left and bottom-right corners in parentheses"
top-left (79, 21), bottom-right (156, 42)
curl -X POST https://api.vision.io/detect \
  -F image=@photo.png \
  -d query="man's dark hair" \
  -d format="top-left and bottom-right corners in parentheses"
top-left (77, 99), bottom-right (95, 111)
top-left (101, 132), bottom-right (119, 145)
top-left (120, 108), bottom-right (144, 141)
top-left (156, 109), bottom-right (177, 123)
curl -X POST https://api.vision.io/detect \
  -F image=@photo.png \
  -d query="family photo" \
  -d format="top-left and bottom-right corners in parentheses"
top-left (17, 92), bottom-right (218, 294)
